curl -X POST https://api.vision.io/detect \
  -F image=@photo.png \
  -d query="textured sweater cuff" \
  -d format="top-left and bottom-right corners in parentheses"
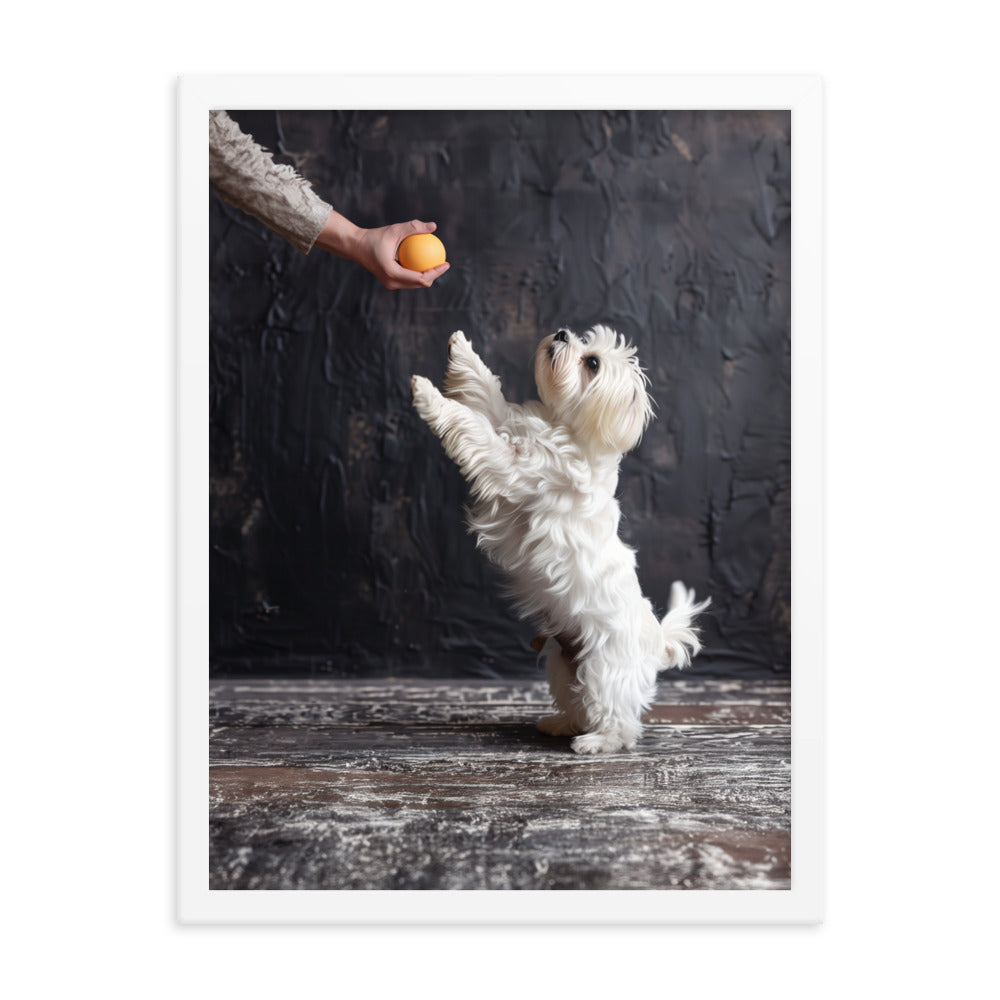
top-left (209, 110), bottom-right (333, 254)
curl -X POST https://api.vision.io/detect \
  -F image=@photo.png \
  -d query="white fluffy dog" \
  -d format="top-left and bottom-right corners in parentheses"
top-left (411, 325), bottom-right (708, 753)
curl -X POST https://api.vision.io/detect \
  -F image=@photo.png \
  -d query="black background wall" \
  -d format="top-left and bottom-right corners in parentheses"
top-left (209, 109), bottom-right (790, 678)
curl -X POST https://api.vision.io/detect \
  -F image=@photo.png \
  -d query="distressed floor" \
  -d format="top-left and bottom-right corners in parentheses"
top-left (209, 677), bottom-right (791, 890)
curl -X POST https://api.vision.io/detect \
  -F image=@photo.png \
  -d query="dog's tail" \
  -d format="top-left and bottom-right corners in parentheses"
top-left (660, 581), bottom-right (710, 670)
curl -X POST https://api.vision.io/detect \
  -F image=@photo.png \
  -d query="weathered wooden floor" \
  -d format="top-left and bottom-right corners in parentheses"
top-left (210, 677), bottom-right (791, 891)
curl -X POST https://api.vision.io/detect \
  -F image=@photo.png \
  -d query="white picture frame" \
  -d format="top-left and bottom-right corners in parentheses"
top-left (177, 73), bottom-right (824, 924)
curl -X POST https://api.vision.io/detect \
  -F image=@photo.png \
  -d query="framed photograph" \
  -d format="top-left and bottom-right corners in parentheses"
top-left (177, 74), bottom-right (823, 923)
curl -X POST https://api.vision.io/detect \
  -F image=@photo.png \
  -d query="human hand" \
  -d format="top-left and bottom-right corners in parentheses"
top-left (315, 212), bottom-right (450, 290)
top-left (359, 219), bottom-right (451, 290)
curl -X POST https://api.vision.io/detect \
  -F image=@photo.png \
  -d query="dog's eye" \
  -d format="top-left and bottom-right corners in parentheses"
top-left (585, 356), bottom-right (600, 375)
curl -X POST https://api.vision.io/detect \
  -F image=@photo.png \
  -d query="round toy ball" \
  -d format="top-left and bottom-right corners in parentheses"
top-left (397, 233), bottom-right (447, 272)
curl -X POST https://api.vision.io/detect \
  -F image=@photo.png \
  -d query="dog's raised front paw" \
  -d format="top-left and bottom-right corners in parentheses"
top-left (410, 375), bottom-right (443, 421)
top-left (448, 330), bottom-right (472, 358)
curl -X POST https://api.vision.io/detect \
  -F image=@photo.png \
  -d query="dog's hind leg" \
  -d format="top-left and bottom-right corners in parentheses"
top-left (568, 634), bottom-right (658, 754)
top-left (537, 643), bottom-right (586, 737)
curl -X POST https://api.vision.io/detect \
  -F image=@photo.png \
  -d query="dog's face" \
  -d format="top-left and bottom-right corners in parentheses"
top-left (534, 325), bottom-right (654, 454)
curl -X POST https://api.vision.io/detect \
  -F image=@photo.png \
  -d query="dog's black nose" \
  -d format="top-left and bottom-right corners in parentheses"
top-left (554, 329), bottom-right (569, 343)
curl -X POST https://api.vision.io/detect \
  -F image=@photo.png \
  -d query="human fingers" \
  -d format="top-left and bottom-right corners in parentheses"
top-left (380, 259), bottom-right (441, 290)
top-left (418, 261), bottom-right (450, 286)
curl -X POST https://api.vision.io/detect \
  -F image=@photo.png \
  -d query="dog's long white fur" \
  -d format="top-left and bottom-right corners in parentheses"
top-left (412, 326), bottom-right (709, 753)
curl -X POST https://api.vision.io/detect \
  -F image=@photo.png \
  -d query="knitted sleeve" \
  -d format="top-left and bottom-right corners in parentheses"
top-left (208, 110), bottom-right (333, 254)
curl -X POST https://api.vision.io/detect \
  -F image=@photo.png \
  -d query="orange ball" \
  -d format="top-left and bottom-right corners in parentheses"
top-left (397, 233), bottom-right (447, 272)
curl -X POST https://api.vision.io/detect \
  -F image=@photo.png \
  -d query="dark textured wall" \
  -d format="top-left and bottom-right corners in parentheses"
top-left (209, 109), bottom-right (790, 678)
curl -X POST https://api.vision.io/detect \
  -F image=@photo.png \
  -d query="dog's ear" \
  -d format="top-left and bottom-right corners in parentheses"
top-left (608, 393), bottom-right (652, 453)
top-left (585, 379), bottom-right (653, 454)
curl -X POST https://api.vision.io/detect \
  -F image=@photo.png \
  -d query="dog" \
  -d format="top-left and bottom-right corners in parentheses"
top-left (411, 325), bottom-right (708, 753)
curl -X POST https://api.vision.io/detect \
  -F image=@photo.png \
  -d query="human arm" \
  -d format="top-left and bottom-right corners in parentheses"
top-left (208, 110), bottom-right (332, 254)
top-left (209, 111), bottom-right (450, 288)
